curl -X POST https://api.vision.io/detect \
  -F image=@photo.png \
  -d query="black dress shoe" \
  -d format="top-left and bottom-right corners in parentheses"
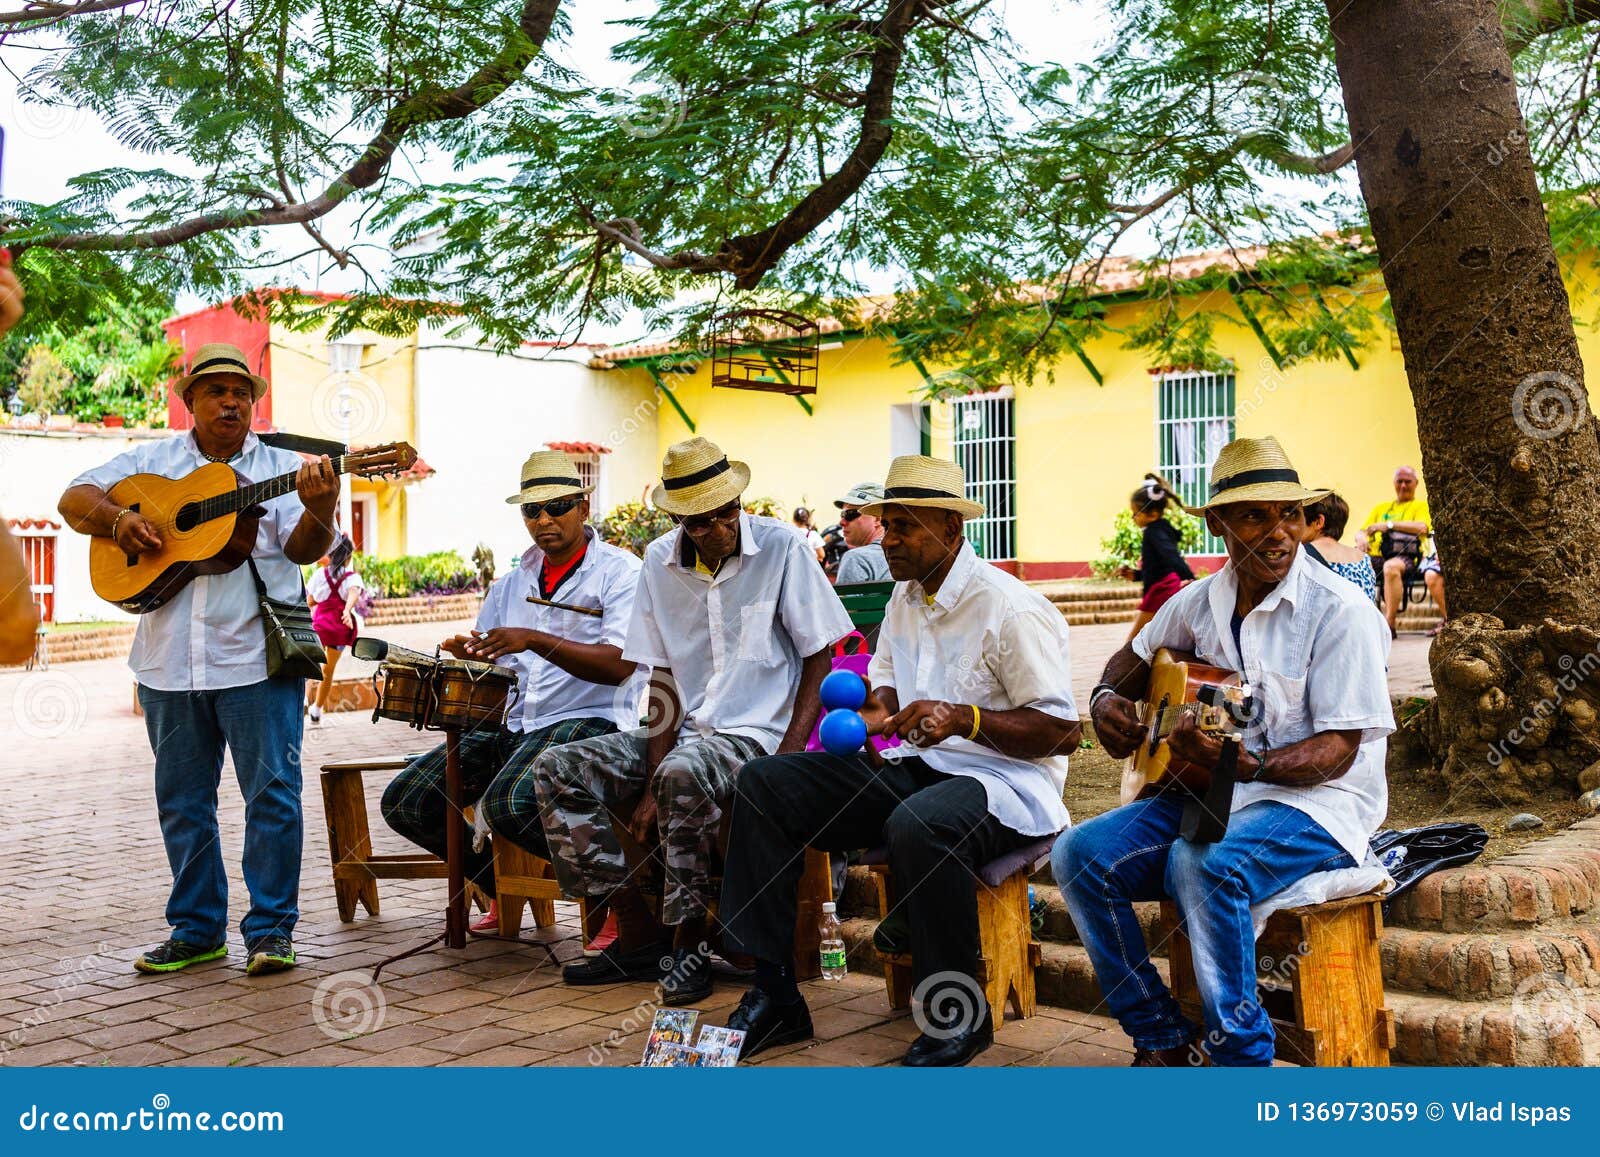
top-left (871, 908), bottom-right (910, 955)
top-left (561, 941), bottom-right (669, 986)
top-left (660, 946), bottom-right (713, 1006)
top-left (903, 1006), bottom-right (994, 1067)
top-left (725, 988), bottom-right (814, 1059)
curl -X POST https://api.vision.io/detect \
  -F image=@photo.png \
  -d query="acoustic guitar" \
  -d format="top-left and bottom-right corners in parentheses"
top-left (1119, 648), bottom-right (1252, 805)
top-left (89, 442), bottom-right (417, 613)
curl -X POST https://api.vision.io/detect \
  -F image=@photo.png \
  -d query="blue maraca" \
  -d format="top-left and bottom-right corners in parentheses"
top-left (819, 669), bottom-right (868, 712)
top-left (819, 708), bottom-right (869, 755)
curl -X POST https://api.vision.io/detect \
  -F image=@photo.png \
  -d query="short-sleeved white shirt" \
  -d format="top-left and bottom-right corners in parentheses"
top-left (868, 540), bottom-right (1079, 837)
top-left (624, 513), bottom-right (852, 753)
top-left (1131, 547), bottom-right (1394, 861)
top-left (71, 431), bottom-right (310, 692)
top-left (476, 530), bottom-right (647, 733)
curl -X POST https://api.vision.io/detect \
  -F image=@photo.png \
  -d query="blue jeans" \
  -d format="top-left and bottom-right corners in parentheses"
top-left (137, 678), bottom-right (305, 948)
top-left (1053, 797), bottom-right (1353, 1066)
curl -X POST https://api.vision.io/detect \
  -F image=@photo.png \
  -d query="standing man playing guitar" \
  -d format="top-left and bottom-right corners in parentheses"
top-left (58, 343), bottom-right (339, 977)
top-left (1056, 436), bottom-right (1392, 1066)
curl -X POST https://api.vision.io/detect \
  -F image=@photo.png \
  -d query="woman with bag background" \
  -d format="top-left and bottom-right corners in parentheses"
top-left (305, 533), bottom-right (368, 724)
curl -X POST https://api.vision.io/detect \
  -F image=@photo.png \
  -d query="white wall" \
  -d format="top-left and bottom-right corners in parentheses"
top-left (0, 428), bottom-right (175, 623)
top-left (408, 341), bottom-right (659, 569)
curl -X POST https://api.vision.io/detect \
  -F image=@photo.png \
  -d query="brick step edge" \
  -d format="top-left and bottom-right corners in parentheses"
top-left (1387, 817), bottom-right (1600, 931)
top-left (840, 866), bottom-right (1600, 1004)
top-left (836, 918), bottom-right (1600, 1065)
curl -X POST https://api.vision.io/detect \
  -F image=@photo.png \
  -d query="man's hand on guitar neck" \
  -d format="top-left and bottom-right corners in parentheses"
top-left (294, 455), bottom-right (340, 520)
top-left (1166, 713), bottom-right (1225, 773)
top-left (1090, 642), bottom-right (1152, 760)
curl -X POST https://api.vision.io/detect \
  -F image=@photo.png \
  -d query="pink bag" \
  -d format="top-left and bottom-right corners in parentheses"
top-left (805, 632), bottom-right (901, 754)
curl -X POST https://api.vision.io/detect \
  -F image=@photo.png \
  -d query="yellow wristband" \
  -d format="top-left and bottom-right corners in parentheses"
top-left (967, 705), bottom-right (981, 741)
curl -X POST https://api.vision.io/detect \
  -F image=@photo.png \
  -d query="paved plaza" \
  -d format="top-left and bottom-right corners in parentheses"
top-left (0, 620), bottom-right (1434, 1068)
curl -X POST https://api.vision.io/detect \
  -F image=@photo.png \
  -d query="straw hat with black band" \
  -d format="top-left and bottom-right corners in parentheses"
top-left (1180, 436), bottom-right (1330, 513)
top-left (859, 455), bottom-right (985, 520)
top-left (651, 437), bottom-right (752, 517)
top-left (173, 342), bottom-right (271, 402)
top-left (504, 449), bottom-right (594, 506)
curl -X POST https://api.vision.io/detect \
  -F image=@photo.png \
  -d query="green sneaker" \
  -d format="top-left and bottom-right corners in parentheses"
top-left (133, 939), bottom-right (228, 974)
top-left (245, 936), bottom-right (297, 976)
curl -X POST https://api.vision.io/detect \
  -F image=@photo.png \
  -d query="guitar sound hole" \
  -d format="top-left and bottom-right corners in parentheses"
top-left (1148, 695), bottom-right (1168, 756)
top-left (174, 504), bottom-right (201, 533)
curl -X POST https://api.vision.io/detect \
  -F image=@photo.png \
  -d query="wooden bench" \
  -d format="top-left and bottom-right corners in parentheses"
top-left (867, 836), bottom-right (1055, 1021)
top-left (1160, 893), bottom-right (1395, 1067)
top-left (320, 755), bottom-right (446, 922)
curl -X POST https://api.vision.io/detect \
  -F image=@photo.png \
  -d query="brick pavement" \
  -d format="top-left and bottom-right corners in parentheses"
top-left (0, 618), bottom-right (1433, 1068)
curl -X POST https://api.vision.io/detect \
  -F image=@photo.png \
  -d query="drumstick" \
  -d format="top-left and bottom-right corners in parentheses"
top-left (524, 594), bottom-right (604, 617)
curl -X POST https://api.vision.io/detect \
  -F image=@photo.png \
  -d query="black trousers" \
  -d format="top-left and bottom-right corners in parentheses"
top-left (720, 751), bottom-right (1032, 994)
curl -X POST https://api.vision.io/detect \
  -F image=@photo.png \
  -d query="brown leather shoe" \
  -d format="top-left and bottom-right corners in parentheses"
top-left (1132, 1039), bottom-right (1207, 1067)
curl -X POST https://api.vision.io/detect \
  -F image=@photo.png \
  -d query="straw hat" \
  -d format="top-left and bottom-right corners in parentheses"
top-left (173, 342), bottom-right (270, 402)
top-left (1182, 436), bottom-right (1329, 513)
top-left (651, 437), bottom-right (751, 516)
top-left (859, 455), bottom-right (984, 520)
top-left (503, 449), bottom-right (594, 505)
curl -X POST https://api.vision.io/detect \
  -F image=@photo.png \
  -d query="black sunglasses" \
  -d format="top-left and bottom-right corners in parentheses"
top-left (522, 497), bottom-right (582, 520)
top-left (680, 502), bottom-right (741, 531)
top-left (839, 508), bottom-right (862, 523)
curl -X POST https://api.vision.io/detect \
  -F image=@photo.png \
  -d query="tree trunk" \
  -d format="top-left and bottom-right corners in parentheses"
top-left (1327, 0), bottom-right (1600, 801)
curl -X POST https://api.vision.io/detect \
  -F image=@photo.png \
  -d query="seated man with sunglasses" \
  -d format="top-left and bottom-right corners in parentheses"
top-left (833, 481), bottom-right (892, 584)
top-left (380, 450), bottom-right (646, 916)
top-left (532, 437), bottom-right (852, 1005)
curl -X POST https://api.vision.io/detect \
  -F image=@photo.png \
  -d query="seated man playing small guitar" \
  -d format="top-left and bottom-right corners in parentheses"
top-left (1057, 436), bottom-right (1392, 1067)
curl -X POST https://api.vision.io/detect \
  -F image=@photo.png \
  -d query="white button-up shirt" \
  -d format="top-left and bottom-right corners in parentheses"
top-left (868, 540), bottom-right (1079, 837)
top-left (625, 513), bottom-right (852, 754)
top-left (71, 431), bottom-right (309, 692)
top-left (1132, 546), bottom-right (1394, 862)
top-left (477, 530), bottom-right (647, 732)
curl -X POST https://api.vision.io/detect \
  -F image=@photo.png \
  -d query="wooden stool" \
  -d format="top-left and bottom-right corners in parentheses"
top-left (491, 836), bottom-right (606, 942)
top-left (1160, 893), bottom-right (1395, 1066)
top-left (320, 755), bottom-right (445, 922)
top-left (867, 836), bottom-right (1055, 1021)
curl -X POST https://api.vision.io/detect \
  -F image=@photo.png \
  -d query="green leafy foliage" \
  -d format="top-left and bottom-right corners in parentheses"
top-left (1093, 507), bottom-right (1205, 579)
top-left (349, 551), bottom-right (480, 599)
top-left (6, 0), bottom-right (1600, 384)
top-left (2, 297), bottom-right (180, 424)
top-left (593, 503), bottom-right (675, 557)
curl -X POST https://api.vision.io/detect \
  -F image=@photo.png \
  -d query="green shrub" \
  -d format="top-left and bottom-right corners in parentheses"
top-left (1092, 507), bottom-right (1205, 579)
top-left (341, 550), bottom-right (481, 599)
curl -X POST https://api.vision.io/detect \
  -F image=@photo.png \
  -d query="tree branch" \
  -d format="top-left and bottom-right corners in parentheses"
top-left (25, 0), bottom-right (563, 254)
top-left (0, 0), bottom-right (143, 27)
top-left (1503, 0), bottom-right (1600, 55)
top-left (672, 0), bottom-right (928, 289)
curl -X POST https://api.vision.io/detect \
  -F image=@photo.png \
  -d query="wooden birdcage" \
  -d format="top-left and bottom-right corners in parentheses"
top-left (710, 309), bottom-right (819, 396)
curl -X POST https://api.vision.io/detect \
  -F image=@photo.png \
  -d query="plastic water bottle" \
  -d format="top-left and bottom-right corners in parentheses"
top-left (819, 902), bottom-right (847, 980)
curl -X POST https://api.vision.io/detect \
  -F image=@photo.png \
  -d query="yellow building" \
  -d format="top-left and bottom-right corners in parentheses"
top-left (593, 249), bottom-right (1434, 577)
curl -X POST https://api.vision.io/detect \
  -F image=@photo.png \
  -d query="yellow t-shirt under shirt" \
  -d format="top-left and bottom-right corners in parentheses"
top-left (1363, 498), bottom-right (1431, 556)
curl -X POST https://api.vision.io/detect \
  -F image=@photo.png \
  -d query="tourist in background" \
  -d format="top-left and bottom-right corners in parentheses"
top-left (833, 482), bottom-right (891, 584)
top-left (305, 533), bottom-right (366, 724)
top-left (1302, 493), bottom-right (1379, 603)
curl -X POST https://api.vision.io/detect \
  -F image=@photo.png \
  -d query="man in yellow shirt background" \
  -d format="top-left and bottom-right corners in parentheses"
top-left (1361, 464), bottom-right (1432, 636)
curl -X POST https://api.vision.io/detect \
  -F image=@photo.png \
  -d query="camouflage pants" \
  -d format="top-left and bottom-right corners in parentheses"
top-left (533, 728), bottom-right (767, 926)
